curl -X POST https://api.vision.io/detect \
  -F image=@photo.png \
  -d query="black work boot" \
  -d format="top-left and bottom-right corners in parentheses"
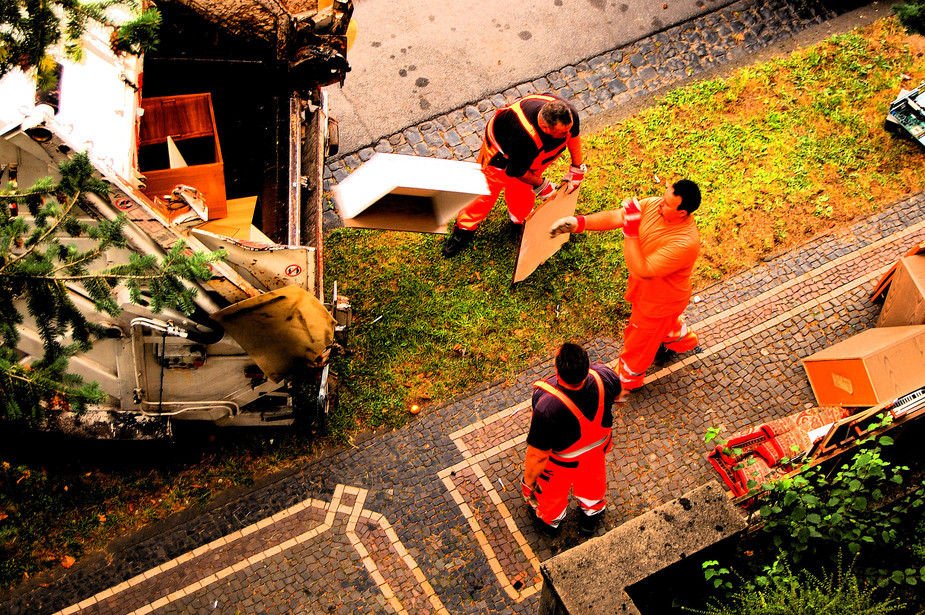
top-left (578, 511), bottom-right (604, 536)
top-left (442, 225), bottom-right (476, 257)
top-left (530, 508), bottom-right (562, 538)
top-left (653, 343), bottom-right (677, 367)
top-left (506, 220), bottom-right (524, 242)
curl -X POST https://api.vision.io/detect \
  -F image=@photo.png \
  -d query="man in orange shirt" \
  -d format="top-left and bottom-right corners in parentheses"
top-left (549, 179), bottom-right (702, 398)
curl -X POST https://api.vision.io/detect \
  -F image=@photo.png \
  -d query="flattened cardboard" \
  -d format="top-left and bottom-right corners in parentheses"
top-left (801, 325), bottom-right (925, 407)
top-left (333, 153), bottom-right (489, 234)
top-left (512, 185), bottom-right (579, 284)
top-left (877, 254), bottom-right (925, 327)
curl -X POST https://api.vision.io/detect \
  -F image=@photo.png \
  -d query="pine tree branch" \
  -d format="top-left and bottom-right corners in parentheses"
top-left (48, 247), bottom-right (106, 276)
top-left (11, 272), bottom-right (185, 282)
top-left (0, 190), bottom-right (81, 275)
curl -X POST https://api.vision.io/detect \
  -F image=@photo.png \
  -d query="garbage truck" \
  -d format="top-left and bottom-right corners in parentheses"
top-left (0, 1), bottom-right (355, 438)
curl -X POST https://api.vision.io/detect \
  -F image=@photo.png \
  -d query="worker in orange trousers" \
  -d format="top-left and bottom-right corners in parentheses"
top-left (522, 343), bottom-right (621, 537)
top-left (442, 93), bottom-right (585, 257)
top-left (549, 179), bottom-right (702, 399)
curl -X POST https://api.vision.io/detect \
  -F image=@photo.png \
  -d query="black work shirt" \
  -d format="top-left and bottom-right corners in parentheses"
top-left (527, 363), bottom-right (620, 453)
top-left (489, 95), bottom-right (580, 178)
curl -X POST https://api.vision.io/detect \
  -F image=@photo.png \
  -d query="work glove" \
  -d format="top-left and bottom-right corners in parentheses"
top-left (622, 198), bottom-right (641, 239)
top-left (533, 178), bottom-right (557, 202)
top-left (563, 163), bottom-right (587, 194)
top-left (521, 480), bottom-right (538, 508)
top-left (549, 215), bottom-right (586, 238)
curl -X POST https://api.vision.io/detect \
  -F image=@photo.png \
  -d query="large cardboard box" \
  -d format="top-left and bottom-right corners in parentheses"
top-left (332, 153), bottom-right (489, 234)
top-left (877, 254), bottom-right (925, 327)
top-left (802, 325), bottom-right (925, 407)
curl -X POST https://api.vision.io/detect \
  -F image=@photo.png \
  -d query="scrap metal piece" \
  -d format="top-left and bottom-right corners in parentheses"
top-left (168, 184), bottom-right (209, 225)
top-left (190, 228), bottom-right (316, 295)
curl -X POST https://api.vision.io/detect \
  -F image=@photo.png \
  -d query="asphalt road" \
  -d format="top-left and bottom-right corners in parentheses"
top-left (325, 0), bottom-right (738, 153)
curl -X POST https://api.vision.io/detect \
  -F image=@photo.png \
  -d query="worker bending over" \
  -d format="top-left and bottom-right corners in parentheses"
top-left (550, 179), bottom-right (702, 400)
top-left (523, 343), bottom-right (621, 537)
top-left (442, 94), bottom-right (585, 257)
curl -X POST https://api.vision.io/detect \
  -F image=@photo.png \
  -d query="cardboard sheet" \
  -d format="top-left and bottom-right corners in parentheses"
top-left (877, 253), bottom-right (925, 327)
top-left (512, 185), bottom-right (579, 284)
top-left (333, 153), bottom-right (489, 234)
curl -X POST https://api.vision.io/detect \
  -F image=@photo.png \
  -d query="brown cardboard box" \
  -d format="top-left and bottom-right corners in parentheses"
top-left (802, 325), bottom-right (925, 407)
top-left (877, 254), bottom-right (925, 327)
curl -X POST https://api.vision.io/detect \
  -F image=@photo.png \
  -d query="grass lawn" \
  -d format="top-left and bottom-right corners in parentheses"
top-left (325, 18), bottom-right (925, 439)
top-left (2, 16), bottom-right (925, 594)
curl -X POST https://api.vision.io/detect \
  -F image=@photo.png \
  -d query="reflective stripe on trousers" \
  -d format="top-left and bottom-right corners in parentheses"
top-left (619, 312), bottom-right (698, 390)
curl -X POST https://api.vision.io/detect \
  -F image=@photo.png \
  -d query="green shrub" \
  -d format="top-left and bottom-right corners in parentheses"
top-left (688, 561), bottom-right (905, 615)
top-left (895, 1), bottom-right (925, 36)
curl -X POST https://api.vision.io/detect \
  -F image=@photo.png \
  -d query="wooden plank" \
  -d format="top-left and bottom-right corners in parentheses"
top-left (138, 94), bottom-right (215, 145)
top-left (142, 162), bottom-right (227, 219)
top-left (512, 185), bottom-right (578, 284)
top-left (196, 196), bottom-right (259, 240)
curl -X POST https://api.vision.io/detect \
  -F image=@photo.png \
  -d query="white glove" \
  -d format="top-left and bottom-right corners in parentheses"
top-left (550, 216), bottom-right (578, 237)
top-left (533, 179), bottom-right (557, 201)
top-left (563, 164), bottom-right (587, 194)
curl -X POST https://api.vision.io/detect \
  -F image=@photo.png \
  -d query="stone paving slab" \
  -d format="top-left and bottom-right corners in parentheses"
top-left (5, 1), bottom-right (921, 613)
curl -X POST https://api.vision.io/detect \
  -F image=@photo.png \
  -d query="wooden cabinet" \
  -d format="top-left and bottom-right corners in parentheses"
top-left (138, 93), bottom-right (227, 219)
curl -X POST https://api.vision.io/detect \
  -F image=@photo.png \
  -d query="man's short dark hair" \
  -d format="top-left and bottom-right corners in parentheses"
top-left (555, 343), bottom-right (589, 386)
top-left (539, 100), bottom-right (574, 128)
top-left (673, 179), bottom-right (701, 214)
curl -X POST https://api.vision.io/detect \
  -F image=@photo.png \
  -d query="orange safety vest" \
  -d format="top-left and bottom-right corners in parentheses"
top-left (478, 94), bottom-right (571, 173)
top-left (533, 369), bottom-right (612, 462)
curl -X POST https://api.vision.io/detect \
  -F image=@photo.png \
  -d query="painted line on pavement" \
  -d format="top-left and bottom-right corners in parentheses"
top-left (56, 484), bottom-right (448, 615)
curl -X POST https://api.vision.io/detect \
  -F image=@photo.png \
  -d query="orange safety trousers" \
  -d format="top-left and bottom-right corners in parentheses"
top-left (535, 447), bottom-right (608, 526)
top-left (533, 371), bottom-right (612, 526)
top-left (456, 94), bottom-right (568, 231)
top-left (618, 310), bottom-right (698, 391)
top-left (456, 165), bottom-right (537, 230)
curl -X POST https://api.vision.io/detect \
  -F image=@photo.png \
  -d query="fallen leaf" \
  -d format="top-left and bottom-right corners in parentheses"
top-left (733, 33), bottom-right (745, 42)
top-left (61, 556), bottom-right (75, 569)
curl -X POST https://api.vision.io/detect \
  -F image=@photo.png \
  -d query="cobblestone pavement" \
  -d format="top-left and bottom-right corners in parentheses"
top-left (5, 0), bottom-right (921, 613)
top-left (323, 0), bottom-right (873, 189)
